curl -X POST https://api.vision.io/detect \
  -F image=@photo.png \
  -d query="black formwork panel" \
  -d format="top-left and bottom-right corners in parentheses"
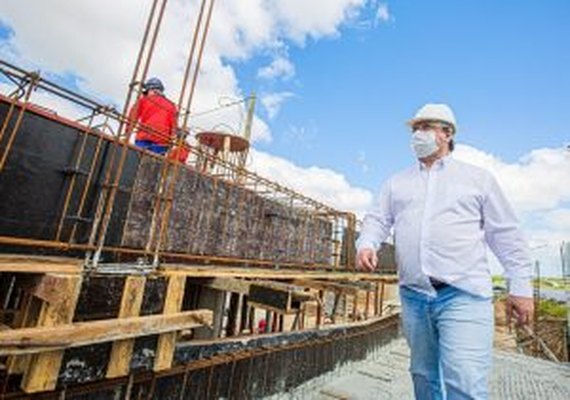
top-left (164, 166), bottom-right (199, 253)
top-left (0, 98), bottom-right (141, 256)
top-left (0, 101), bottom-right (96, 241)
top-left (120, 156), bottom-right (163, 249)
top-left (120, 161), bottom-right (335, 265)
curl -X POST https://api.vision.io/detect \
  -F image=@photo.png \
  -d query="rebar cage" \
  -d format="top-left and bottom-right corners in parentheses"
top-left (0, 60), bottom-right (357, 271)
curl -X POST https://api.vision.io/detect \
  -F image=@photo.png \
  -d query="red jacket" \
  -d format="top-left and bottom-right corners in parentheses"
top-left (129, 93), bottom-right (177, 145)
top-left (168, 144), bottom-right (190, 163)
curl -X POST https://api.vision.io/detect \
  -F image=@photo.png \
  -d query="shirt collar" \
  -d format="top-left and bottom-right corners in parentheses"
top-left (418, 154), bottom-right (451, 171)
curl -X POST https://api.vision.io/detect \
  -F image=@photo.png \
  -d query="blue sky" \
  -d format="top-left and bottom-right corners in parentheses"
top-left (236, 1), bottom-right (570, 190)
top-left (1, 0), bottom-right (569, 276)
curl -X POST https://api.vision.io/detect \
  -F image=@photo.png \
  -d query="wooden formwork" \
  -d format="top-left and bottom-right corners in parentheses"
top-left (0, 258), bottom-right (214, 395)
top-left (0, 256), bottom-right (398, 397)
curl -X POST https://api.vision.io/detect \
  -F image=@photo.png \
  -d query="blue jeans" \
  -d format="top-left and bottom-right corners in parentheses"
top-left (400, 285), bottom-right (493, 400)
top-left (135, 140), bottom-right (168, 155)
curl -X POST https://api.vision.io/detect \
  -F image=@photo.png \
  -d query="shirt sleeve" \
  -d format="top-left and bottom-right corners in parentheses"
top-left (356, 179), bottom-right (394, 252)
top-left (482, 175), bottom-right (533, 297)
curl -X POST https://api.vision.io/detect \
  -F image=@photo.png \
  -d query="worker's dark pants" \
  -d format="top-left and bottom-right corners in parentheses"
top-left (136, 140), bottom-right (168, 155)
top-left (400, 285), bottom-right (494, 400)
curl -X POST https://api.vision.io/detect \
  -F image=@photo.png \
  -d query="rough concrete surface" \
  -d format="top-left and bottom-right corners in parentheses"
top-left (274, 338), bottom-right (570, 400)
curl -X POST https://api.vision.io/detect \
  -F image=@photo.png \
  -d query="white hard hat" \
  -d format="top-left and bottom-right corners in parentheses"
top-left (408, 103), bottom-right (457, 133)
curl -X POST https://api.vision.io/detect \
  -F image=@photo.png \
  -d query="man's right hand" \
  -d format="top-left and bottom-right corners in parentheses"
top-left (357, 248), bottom-right (378, 272)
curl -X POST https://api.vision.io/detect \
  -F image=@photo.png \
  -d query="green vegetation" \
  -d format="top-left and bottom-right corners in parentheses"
top-left (538, 299), bottom-right (567, 319)
top-left (491, 276), bottom-right (570, 291)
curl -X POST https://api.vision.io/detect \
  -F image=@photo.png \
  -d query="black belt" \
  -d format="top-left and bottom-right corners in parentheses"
top-left (429, 277), bottom-right (449, 290)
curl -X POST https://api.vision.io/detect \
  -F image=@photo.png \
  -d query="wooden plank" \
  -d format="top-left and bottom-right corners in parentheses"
top-left (153, 275), bottom-right (186, 371)
top-left (343, 293), bottom-right (348, 322)
top-left (352, 291), bottom-right (359, 322)
top-left (199, 277), bottom-right (250, 295)
top-left (0, 309), bottom-right (213, 356)
top-left (161, 265), bottom-right (398, 282)
top-left (6, 293), bottom-right (36, 374)
top-left (291, 279), bottom-right (378, 294)
top-left (106, 276), bottom-right (146, 378)
top-left (21, 274), bottom-right (82, 393)
top-left (379, 282), bottom-right (385, 316)
top-left (374, 283), bottom-right (380, 316)
top-left (0, 255), bottom-right (82, 274)
top-left (249, 284), bottom-right (290, 312)
top-left (31, 274), bottom-right (81, 304)
top-left (331, 291), bottom-right (341, 323)
top-left (291, 279), bottom-right (360, 295)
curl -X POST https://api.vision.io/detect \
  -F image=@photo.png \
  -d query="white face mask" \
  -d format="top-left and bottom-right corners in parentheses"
top-left (411, 130), bottom-right (439, 158)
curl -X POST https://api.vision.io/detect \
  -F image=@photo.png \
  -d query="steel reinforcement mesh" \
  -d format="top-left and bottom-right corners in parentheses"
top-left (0, 315), bottom-right (400, 400)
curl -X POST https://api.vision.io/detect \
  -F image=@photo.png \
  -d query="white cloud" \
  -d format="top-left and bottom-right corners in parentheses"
top-left (375, 3), bottom-right (392, 24)
top-left (543, 209), bottom-right (570, 233)
top-left (267, 0), bottom-right (366, 43)
top-left (453, 144), bottom-right (570, 212)
top-left (454, 143), bottom-right (570, 276)
top-left (249, 149), bottom-right (373, 216)
top-left (260, 91), bottom-right (293, 119)
top-left (0, 81), bottom-right (97, 122)
top-left (0, 0), bottom-right (367, 144)
top-left (257, 56), bottom-right (295, 81)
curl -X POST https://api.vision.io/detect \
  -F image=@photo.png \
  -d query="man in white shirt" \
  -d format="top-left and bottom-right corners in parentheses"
top-left (356, 103), bottom-right (533, 400)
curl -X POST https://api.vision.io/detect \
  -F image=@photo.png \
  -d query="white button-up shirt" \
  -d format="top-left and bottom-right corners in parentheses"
top-left (357, 156), bottom-right (533, 298)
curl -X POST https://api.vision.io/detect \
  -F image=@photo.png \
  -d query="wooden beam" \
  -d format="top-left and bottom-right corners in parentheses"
top-left (374, 283), bottom-right (380, 316)
top-left (31, 274), bottom-right (81, 304)
top-left (343, 293), bottom-right (348, 322)
top-left (161, 265), bottom-right (398, 282)
top-left (106, 276), bottom-right (146, 378)
top-left (331, 291), bottom-right (341, 323)
top-left (154, 275), bottom-right (186, 371)
top-left (0, 309), bottom-right (213, 356)
top-left (21, 274), bottom-right (82, 393)
top-left (291, 279), bottom-right (357, 295)
top-left (291, 279), bottom-right (376, 294)
top-left (6, 294), bottom-right (40, 374)
top-left (198, 277), bottom-right (250, 295)
top-left (199, 277), bottom-right (315, 304)
top-left (0, 255), bottom-right (82, 274)
top-left (379, 282), bottom-right (385, 316)
top-left (352, 291), bottom-right (359, 322)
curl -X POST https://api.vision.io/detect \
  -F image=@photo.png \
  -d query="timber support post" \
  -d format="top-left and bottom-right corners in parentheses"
top-left (21, 274), bottom-right (82, 393)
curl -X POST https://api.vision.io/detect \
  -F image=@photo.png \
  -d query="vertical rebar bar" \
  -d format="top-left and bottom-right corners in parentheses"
top-left (91, 0), bottom-right (168, 266)
top-left (0, 72), bottom-right (39, 172)
top-left (55, 110), bottom-right (98, 241)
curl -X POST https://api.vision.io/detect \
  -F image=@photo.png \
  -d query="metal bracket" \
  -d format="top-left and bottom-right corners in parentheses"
top-left (86, 259), bottom-right (157, 276)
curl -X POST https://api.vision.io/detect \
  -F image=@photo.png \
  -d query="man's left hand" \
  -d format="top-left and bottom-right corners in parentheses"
top-left (506, 295), bottom-right (534, 327)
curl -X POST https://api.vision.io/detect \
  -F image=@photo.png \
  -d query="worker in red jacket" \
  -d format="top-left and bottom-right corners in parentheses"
top-left (128, 77), bottom-right (178, 155)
